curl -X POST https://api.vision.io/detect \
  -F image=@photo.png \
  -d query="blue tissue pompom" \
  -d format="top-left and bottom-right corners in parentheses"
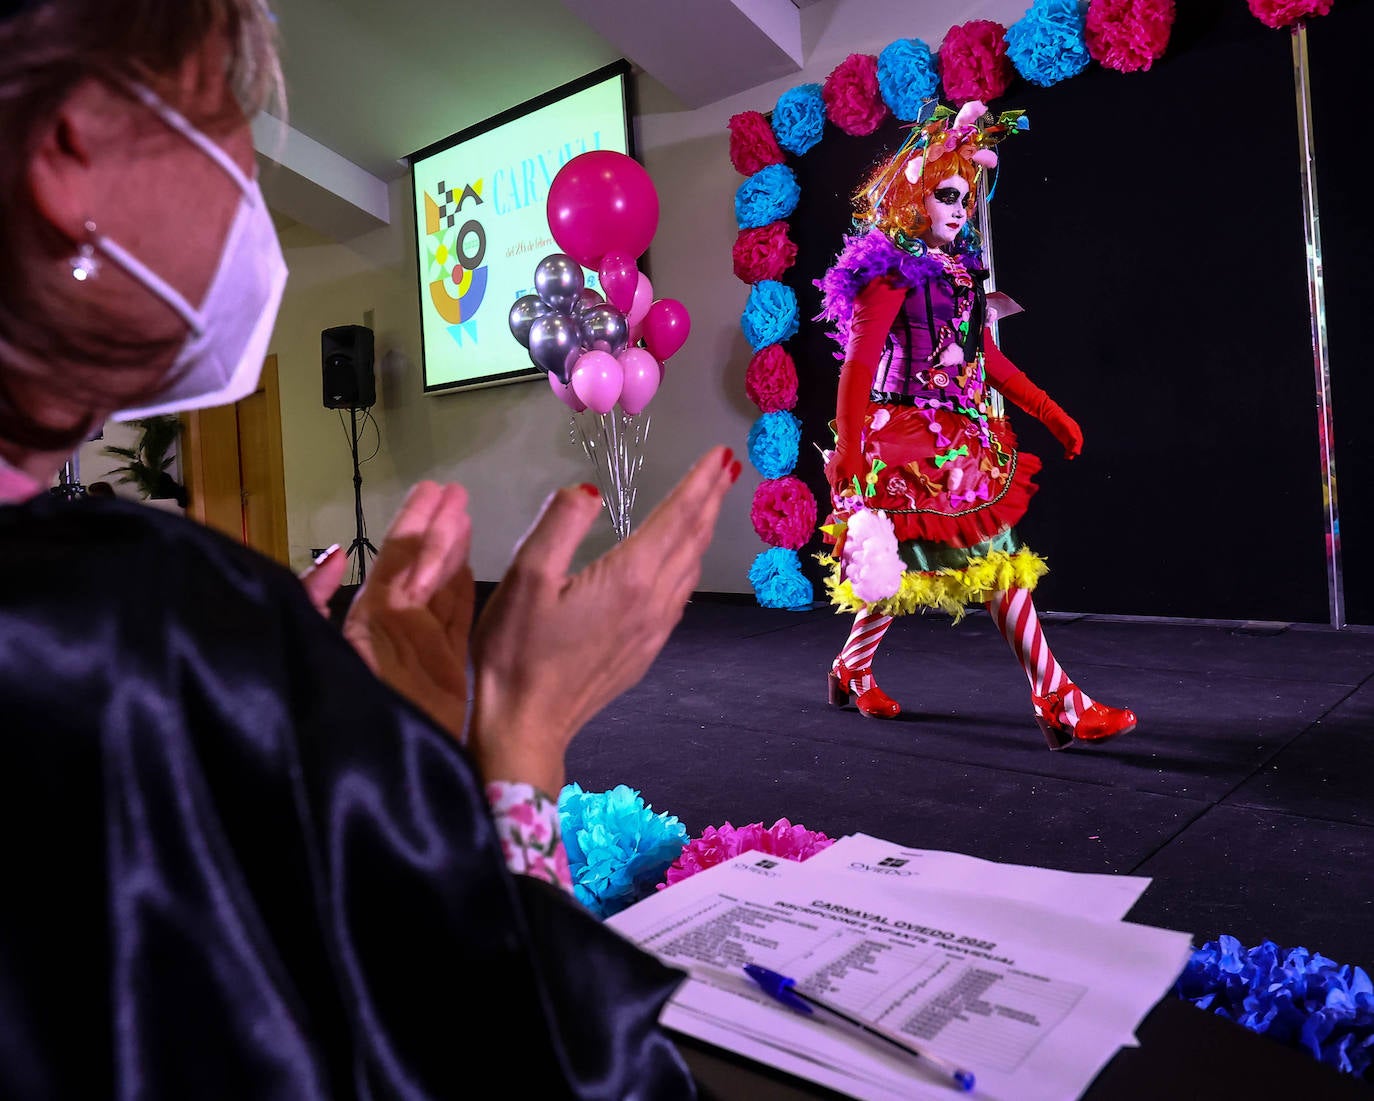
top-left (741, 280), bottom-right (799, 352)
top-left (749, 547), bottom-right (813, 610)
top-left (734, 163), bottom-right (801, 230)
top-left (558, 783), bottom-right (688, 919)
top-left (747, 411), bottom-right (802, 479)
top-left (1005, 0), bottom-right (1091, 88)
top-left (771, 83), bottom-right (826, 157)
top-left (877, 39), bottom-right (940, 121)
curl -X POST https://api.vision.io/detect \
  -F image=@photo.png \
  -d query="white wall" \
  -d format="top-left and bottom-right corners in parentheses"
top-left (269, 0), bottom-right (1030, 585)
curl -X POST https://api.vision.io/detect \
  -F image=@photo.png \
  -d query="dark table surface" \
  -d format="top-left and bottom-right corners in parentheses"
top-left (677, 995), bottom-right (1371, 1099)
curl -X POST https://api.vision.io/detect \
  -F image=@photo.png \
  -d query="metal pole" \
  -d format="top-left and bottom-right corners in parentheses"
top-left (976, 173), bottom-right (1005, 420)
top-left (1291, 23), bottom-right (1344, 628)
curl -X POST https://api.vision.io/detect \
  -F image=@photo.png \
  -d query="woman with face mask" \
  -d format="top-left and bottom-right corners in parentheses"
top-left (0, 2), bottom-right (737, 1096)
top-left (817, 101), bottom-right (1135, 749)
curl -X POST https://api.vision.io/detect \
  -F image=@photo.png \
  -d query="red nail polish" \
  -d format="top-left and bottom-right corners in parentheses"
top-left (579, 483), bottom-right (600, 498)
top-left (721, 447), bottom-right (735, 468)
top-left (728, 460), bottom-right (742, 484)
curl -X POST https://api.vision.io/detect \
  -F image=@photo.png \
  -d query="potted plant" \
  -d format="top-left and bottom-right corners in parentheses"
top-left (103, 415), bottom-right (188, 507)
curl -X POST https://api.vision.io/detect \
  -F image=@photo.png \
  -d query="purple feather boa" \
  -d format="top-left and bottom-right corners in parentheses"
top-left (814, 229), bottom-right (970, 358)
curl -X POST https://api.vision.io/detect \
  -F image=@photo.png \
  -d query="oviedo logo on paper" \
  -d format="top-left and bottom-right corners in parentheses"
top-left (848, 858), bottom-right (914, 877)
top-left (424, 179), bottom-right (488, 347)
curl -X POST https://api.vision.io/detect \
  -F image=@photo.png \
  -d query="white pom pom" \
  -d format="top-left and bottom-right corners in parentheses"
top-left (843, 509), bottom-right (904, 603)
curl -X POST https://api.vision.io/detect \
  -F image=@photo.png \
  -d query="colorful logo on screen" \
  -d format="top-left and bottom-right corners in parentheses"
top-left (424, 179), bottom-right (488, 346)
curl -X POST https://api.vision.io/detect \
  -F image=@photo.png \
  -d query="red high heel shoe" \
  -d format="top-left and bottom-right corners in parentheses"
top-left (1034, 685), bottom-right (1136, 750)
top-left (828, 660), bottom-right (902, 719)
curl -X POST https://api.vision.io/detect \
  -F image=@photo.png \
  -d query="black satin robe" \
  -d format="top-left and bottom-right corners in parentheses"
top-left (0, 495), bottom-right (696, 1100)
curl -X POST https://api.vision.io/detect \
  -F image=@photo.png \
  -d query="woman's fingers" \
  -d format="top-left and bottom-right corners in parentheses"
top-left (298, 543), bottom-right (347, 618)
top-left (506, 483), bottom-right (605, 587)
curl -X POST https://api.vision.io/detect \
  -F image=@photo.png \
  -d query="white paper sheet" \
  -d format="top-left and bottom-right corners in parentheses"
top-left (807, 834), bottom-right (1151, 923)
top-left (610, 853), bottom-right (1191, 1101)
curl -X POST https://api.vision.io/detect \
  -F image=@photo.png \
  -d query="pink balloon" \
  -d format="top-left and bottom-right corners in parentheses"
top-left (616, 348), bottom-right (661, 416)
top-left (626, 272), bottom-right (654, 328)
top-left (641, 298), bottom-right (691, 362)
top-left (549, 370), bottom-right (587, 411)
top-left (570, 350), bottom-right (624, 414)
top-left (628, 322), bottom-right (644, 347)
top-left (598, 252), bottom-right (638, 314)
top-left (546, 151), bottom-right (659, 270)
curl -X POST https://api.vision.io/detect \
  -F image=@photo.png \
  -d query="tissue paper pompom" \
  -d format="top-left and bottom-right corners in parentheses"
top-left (745, 344), bottom-right (799, 412)
top-left (741, 280), bottom-right (800, 352)
top-left (751, 476), bottom-right (817, 549)
top-left (728, 109), bottom-right (786, 176)
top-left (822, 53), bottom-right (889, 136)
top-left (1085, 0), bottom-right (1175, 72)
top-left (749, 547), bottom-right (813, 608)
top-left (558, 783), bottom-right (688, 919)
top-left (747, 411), bottom-right (802, 479)
top-left (734, 163), bottom-right (801, 230)
top-left (938, 20), bottom-right (1016, 105)
top-left (1006, 0), bottom-right (1092, 88)
top-left (772, 83), bottom-right (827, 156)
top-left (1174, 936), bottom-right (1374, 1079)
top-left (659, 819), bottom-right (836, 888)
top-left (733, 221), bottom-right (799, 284)
top-left (1246, 0), bottom-right (1332, 28)
top-left (877, 38), bottom-right (940, 121)
top-left (842, 508), bottom-right (904, 603)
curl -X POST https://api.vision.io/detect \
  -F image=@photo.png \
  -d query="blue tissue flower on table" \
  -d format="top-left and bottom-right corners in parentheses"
top-left (734, 164), bottom-right (801, 230)
top-left (749, 547), bottom-right (813, 610)
top-left (741, 280), bottom-right (799, 352)
top-left (747, 411), bottom-right (802, 479)
top-left (1175, 935), bottom-right (1374, 1080)
top-left (1005, 0), bottom-right (1091, 88)
top-left (877, 38), bottom-right (940, 121)
top-left (771, 83), bottom-right (826, 157)
top-left (558, 783), bottom-right (688, 919)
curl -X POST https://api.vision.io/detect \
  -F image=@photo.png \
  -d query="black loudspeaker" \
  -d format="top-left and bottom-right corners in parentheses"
top-left (322, 325), bottom-right (376, 409)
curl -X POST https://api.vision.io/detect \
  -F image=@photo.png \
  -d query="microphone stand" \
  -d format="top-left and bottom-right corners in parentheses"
top-left (345, 405), bottom-right (377, 583)
top-left (50, 453), bottom-right (86, 501)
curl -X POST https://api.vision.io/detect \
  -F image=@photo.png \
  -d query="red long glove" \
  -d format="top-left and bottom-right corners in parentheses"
top-left (983, 331), bottom-right (1083, 460)
top-left (835, 279), bottom-right (907, 489)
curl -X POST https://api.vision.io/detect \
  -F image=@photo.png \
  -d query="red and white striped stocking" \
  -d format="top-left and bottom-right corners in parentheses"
top-left (986, 588), bottom-right (1094, 725)
top-left (835, 609), bottom-right (893, 690)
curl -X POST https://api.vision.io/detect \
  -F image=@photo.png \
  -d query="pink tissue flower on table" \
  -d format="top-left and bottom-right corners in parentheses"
top-left (1246, 0), bottom-right (1332, 29)
top-left (745, 344), bottom-right (800, 413)
top-left (938, 21), bottom-right (1016, 105)
top-left (728, 109), bottom-right (786, 176)
top-left (822, 53), bottom-right (889, 136)
top-left (1085, 0), bottom-right (1175, 73)
top-left (733, 222), bottom-right (799, 285)
top-left (659, 819), bottom-right (836, 888)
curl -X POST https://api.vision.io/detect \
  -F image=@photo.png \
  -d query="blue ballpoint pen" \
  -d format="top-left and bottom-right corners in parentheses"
top-left (743, 963), bottom-right (976, 1093)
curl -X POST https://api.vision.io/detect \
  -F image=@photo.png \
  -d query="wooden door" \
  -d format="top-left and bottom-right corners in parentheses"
top-left (183, 355), bottom-right (290, 566)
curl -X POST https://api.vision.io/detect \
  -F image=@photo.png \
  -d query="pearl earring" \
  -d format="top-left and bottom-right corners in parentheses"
top-left (69, 221), bottom-right (100, 282)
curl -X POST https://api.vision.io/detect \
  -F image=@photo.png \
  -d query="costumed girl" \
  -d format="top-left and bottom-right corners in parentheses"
top-left (816, 101), bottom-right (1135, 750)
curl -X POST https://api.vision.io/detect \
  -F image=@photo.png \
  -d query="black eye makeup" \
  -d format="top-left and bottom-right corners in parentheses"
top-left (932, 187), bottom-right (967, 207)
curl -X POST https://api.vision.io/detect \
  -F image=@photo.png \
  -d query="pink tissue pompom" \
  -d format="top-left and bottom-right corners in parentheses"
top-left (659, 819), bottom-right (836, 888)
top-left (728, 110), bottom-right (786, 176)
top-left (751, 476), bottom-right (817, 549)
top-left (1246, 0), bottom-right (1332, 28)
top-left (822, 53), bottom-right (890, 136)
top-left (842, 508), bottom-right (904, 604)
top-left (1086, 0), bottom-right (1175, 72)
top-left (938, 20), bottom-right (1016, 105)
top-left (733, 221), bottom-right (799, 285)
top-left (745, 344), bottom-right (799, 413)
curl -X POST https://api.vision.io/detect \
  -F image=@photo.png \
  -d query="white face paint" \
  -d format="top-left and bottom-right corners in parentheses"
top-left (920, 175), bottom-right (970, 249)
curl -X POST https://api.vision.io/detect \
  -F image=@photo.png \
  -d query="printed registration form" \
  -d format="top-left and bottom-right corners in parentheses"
top-left (610, 853), bottom-right (1190, 1101)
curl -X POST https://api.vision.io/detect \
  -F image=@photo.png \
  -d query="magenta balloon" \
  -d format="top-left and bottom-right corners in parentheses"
top-left (549, 370), bottom-right (587, 412)
top-left (626, 272), bottom-right (654, 328)
top-left (616, 348), bottom-right (661, 416)
top-left (570, 350), bottom-right (624, 415)
top-left (641, 298), bottom-right (691, 362)
top-left (547, 151), bottom-right (659, 270)
top-left (598, 252), bottom-right (639, 314)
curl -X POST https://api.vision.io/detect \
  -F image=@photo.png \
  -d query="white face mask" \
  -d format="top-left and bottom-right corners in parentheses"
top-left (105, 84), bottom-right (287, 421)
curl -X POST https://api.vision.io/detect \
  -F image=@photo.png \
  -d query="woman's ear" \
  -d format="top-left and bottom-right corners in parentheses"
top-left (25, 79), bottom-right (123, 245)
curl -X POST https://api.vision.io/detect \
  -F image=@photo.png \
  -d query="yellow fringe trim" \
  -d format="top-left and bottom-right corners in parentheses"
top-left (820, 549), bottom-right (1049, 623)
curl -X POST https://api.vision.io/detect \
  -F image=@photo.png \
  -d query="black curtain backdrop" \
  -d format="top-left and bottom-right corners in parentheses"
top-left (784, 0), bottom-right (1363, 624)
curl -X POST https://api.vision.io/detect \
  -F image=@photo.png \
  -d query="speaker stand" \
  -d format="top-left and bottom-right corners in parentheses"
top-left (345, 406), bottom-right (378, 583)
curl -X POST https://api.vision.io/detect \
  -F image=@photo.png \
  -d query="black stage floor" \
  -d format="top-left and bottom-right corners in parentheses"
top-left (564, 600), bottom-right (1374, 971)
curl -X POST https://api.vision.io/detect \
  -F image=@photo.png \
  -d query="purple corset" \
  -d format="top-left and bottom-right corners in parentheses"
top-left (873, 274), bottom-right (979, 403)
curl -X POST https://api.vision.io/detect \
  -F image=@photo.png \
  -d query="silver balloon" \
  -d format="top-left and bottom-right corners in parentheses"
top-left (571, 287), bottom-right (605, 316)
top-left (527, 313), bottom-right (583, 383)
top-left (508, 294), bottom-right (551, 348)
top-left (533, 253), bottom-right (585, 313)
top-left (579, 303), bottom-right (629, 356)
